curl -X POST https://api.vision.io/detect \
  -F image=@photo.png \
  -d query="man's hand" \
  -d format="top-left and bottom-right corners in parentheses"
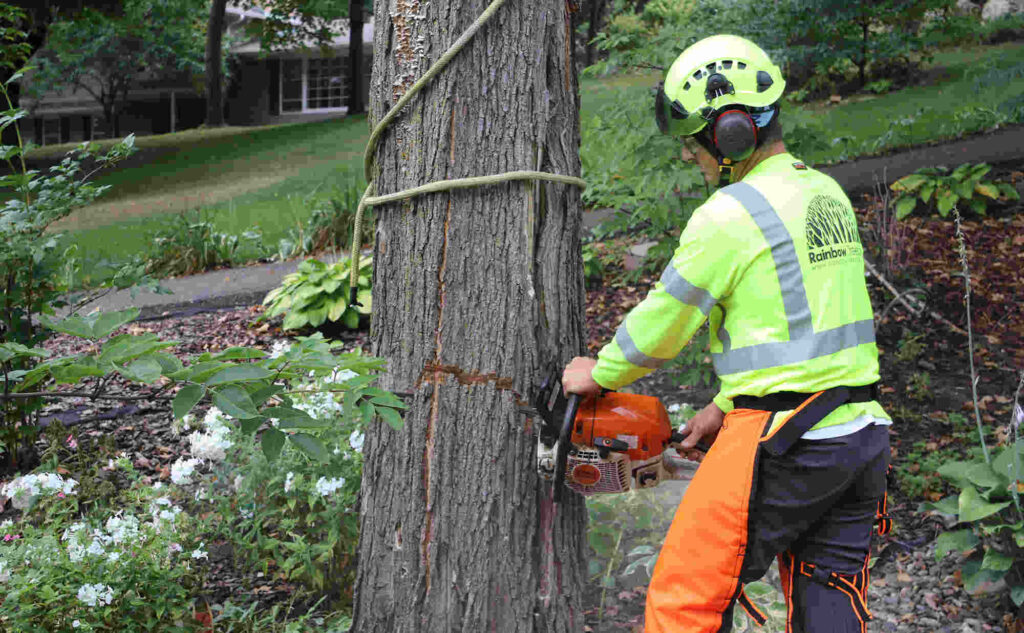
top-left (562, 357), bottom-right (602, 397)
top-left (675, 402), bottom-right (725, 456)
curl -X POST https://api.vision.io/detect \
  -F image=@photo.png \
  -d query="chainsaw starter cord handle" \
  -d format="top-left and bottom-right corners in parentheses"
top-left (553, 393), bottom-right (582, 503)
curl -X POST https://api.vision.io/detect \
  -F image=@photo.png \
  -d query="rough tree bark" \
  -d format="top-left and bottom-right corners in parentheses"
top-left (204, 0), bottom-right (227, 126)
top-left (347, 0), bottom-right (365, 115)
top-left (352, 1), bottom-right (589, 631)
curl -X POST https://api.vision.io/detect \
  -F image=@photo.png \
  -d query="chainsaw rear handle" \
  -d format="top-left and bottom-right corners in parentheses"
top-left (552, 393), bottom-right (582, 504)
top-left (669, 430), bottom-right (712, 454)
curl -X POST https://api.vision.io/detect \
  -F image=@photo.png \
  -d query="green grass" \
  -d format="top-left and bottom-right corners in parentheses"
top-left (37, 116), bottom-right (369, 283)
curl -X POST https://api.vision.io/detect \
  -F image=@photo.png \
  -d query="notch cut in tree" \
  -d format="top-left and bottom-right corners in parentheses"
top-left (352, 0), bottom-right (589, 630)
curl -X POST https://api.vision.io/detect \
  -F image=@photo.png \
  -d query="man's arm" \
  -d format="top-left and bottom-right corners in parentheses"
top-left (589, 200), bottom-right (748, 391)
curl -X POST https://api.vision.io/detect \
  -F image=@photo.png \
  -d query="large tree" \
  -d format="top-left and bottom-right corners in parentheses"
top-left (25, 0), bottom-right (207, 137)
top-left (351, 1), bottom-right (588, 631)
top-left (205, 0), bottom-right (229, 126)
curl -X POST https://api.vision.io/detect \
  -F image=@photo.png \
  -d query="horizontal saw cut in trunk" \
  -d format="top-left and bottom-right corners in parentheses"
top-left (352, 1), bottom-right (589, 632)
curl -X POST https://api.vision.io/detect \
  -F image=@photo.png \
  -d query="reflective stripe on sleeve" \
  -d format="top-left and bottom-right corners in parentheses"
top-left (660, 265), bottom-right (717, 314)
top-left (614, 325), bottom-right (670, 369)
top-left (713, 319), bottom-right (876, 376)
top-left (722, 182), bottom-right (813, 340)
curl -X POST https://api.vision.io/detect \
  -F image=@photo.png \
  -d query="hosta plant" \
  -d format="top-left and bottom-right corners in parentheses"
top-left (890, 163), bottom-right (1019, 219)
top-left (262, 257), bottom-right (372, 332)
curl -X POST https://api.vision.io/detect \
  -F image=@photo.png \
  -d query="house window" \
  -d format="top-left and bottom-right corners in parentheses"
top-left (42, 118), bottom-right (61, 145)
top-left (280, 57), bottom-right (346, 113)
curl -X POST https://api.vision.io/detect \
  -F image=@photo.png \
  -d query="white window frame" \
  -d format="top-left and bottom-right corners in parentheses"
top-left (279, 56), bottom-right (347, 115)
top-left (41, 117), bottom-right (61, 146)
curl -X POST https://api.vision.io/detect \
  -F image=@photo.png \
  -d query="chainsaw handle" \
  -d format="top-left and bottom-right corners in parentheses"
top-left (669, 430), bottom-right (712, 454)
top-left (553, 393), bottom-right (582, 503)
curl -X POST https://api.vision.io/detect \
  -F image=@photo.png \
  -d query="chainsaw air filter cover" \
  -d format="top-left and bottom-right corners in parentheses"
top-left (571, 392), bottom-right (673, 462)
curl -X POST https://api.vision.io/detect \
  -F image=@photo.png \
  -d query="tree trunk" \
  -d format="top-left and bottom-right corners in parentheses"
top-left (205, 0), bottom-right (228, 127)
top-left (352, 1), bottom-right (588, 631)
top-left (347, 0), bottom-right (365, 115)
top-left (585, 0), bottom-right (604, 67)
top-left (859, 21), bottom-right (869, 88)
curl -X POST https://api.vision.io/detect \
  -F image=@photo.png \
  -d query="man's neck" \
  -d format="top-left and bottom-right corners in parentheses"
top-left (732, 141), bottom-right (787, 182)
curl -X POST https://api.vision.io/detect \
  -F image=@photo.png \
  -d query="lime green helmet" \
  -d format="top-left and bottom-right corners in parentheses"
top-left (655, 34), bottom-right (786, 142)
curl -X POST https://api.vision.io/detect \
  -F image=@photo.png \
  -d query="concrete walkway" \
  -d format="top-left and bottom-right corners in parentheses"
top-left (81, 125), bottom-right (1024, 320)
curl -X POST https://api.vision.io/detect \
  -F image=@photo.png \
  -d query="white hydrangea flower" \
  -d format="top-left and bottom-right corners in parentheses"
top-left (329, 368), bottom-right (358, 384)
top-left (667, 403), bottom-right (682, 413)
top-left (187, 407), bottom-right (233, 462)
top-left (1, 519), bottom-right (13, 529)
top-left (170, 457), bottom-right (202, 485)
top-left (283, 472), bottom-right (295, 493)
top-left (349, 430), bottom-right (365, 453)
top-left (315, 476), bottom-right (345, 497)
top-left (233, 475), bottom-right (244, 492)
top-left (107, 551), bottom-right (121, 563)
top-left (72, 621), bottom-right (81, 629)
top-left (77, 583), bottom-right (115, 607)
top-left (0, 559), bottom-right (8, 584)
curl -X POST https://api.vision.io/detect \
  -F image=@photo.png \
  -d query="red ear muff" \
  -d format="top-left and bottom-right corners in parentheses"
top-left (713, 109), bottom-right (757, 162)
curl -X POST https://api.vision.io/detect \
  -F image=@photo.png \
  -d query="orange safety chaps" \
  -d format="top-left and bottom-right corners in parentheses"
top-left (645, 391), bottom-right (889, 633)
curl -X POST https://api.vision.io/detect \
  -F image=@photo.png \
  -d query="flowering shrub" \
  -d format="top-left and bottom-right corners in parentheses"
top-left (0, 485), bottom-right (206, 631)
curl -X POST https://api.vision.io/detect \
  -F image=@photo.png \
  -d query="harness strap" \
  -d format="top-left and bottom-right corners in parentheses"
top-left (798, 561), bottom-right (873, 624)
top-left (734, 383), bottom-right (878, 412)
top-left (875, 464), bottom-right (894, 535)
top-left (736, 585), bottom-right (768, 626)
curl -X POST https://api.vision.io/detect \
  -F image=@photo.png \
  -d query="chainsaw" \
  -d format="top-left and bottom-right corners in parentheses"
top-left (532, 372), bottom-right (703, 502)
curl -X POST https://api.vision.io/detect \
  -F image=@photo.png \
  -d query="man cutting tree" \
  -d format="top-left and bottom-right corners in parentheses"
top-left (563, 35), bottom-right (892, 633)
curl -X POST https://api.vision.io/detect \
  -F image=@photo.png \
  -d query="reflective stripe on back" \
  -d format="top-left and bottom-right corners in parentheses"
top-left (712, 182), bottom-right (875, 376)
top-left (722, 182), bottom-right (813, 339)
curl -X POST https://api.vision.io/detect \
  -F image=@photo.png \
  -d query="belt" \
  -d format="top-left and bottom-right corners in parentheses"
top-left (733, 383), bottom-right (878, 412)
top-left (733, 383), bottom-right (880, 456)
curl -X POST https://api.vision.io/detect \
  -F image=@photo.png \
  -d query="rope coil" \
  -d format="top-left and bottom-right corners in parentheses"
top-left (348, 0), bottom-right (587, 304)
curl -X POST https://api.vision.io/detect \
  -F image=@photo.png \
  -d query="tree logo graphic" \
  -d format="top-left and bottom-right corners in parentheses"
top-left (805, 195), bottom-right (862, 266)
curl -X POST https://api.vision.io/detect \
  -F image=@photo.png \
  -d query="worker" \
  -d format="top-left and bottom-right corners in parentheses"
top-left (562, 35), bottom-right (892, 633)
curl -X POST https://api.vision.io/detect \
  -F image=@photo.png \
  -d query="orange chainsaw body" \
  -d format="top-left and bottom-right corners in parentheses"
top-left (570, 392), bottom-right (673, 462)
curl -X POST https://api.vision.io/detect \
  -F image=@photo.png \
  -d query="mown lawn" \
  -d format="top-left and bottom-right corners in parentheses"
top-left (41, 40), bottom-right (1024, 283)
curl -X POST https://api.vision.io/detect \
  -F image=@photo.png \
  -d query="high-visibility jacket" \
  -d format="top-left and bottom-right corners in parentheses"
top-left (592, 153), bottom-right (889, 433)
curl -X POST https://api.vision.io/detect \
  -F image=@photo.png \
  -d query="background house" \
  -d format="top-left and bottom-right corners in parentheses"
top-left (20, 4), bottom-right (373, 147)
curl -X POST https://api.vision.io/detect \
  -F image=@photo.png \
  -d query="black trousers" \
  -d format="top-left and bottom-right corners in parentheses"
top-left (739, 423), bottom-right (890, 632)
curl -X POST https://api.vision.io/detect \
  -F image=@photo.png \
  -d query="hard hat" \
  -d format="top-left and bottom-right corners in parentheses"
top-left (655, 34), bottom-right (786, 140)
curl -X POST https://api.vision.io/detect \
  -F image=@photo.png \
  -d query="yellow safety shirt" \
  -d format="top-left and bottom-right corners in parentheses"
top-left (592, 153), bottom-right (889, 433)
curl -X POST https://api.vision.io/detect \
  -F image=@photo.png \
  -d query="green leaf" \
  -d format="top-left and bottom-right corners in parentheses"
top-left (962, 558), bottom-right (1006, 594)
top-left (0, 343), bottom-right (49, 363)
top-left (997, 182), bottom-right (1020, 201)
top-left (212, 385), bottom-right (259, 419)
top-left (250, 384), bottom-right (286, 408)
top-left (327, 298), bottom-right (348, 323)
top-left (925, 495), bottom-right (960, 516)
top-left (920, 182), bottom-right (935, 203)
top-left (958, 180), bottom-right (975, 200)
top-left (368, 395), bottom-right (409, 410)
top-left (969, 197), bottom-right (987, 216)
top-left (627, 545), bottom-right (655, 557)
top-left (959, 486), bottom-right (1011, 523)
top-left (119, 357), bottom-right (163, 383)
top-left (937, 460), bottom-right (975, 488)
top-left (377, 406), bottom-right (405, 430)
top-left (358, 400), bottom-right (374, 425)
top-left (967, 462), bottom-right (1006, 490)
top-left (992, 441), bottom-right (1024, 484)
top-left (263, 406), bottom-right (327, 429)
top-left (261, 428), bottom-right (286, 461)
top-left (895, 196), bottom-right (917, 220)
top-left (149, 351), bottom-right (183, 375)
top-left (172, 384), bottom-right (205, 420)
top-left (936, 191), bottom-right (957, 217)
top-left (167, 361), bottom-right (227, 382)
top-left (934, 529), bottom-right (978, 561)
top-left (240, 417), bottom-right (263, 434)
top-left (981, 548), bottom-right (1014, 572)
top-left (210, 347), bottom-right (267, 361)
top-left (355, 289), bottom-right (373, 315)
top-left (1011, 585), bottom-right (1024, 607)
top-left (50, 362), bottom-right (107, 384)
top-left (892, 174), bottom-right (927, 193)
top-left (289, 433), bottom-right (329, 462)
top-left (282, 311), bottom-right (309, 331)
top-left (204, 364), bottom-right (274, 386)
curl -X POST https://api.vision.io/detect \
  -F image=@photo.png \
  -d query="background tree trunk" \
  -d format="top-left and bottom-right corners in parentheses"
top-left (347, 0), bottom-right (365, 115)
top-left (352, 1), bottom-right (588, 631)
top-left (204, 0), bottom-right (227, 126)
top-left (585, 0), bottom-right (606, 67)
